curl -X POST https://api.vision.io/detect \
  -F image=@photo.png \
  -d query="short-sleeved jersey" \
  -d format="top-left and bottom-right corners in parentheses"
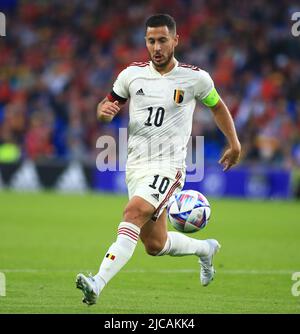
top-left (108, 59), bottom-right (216, 171)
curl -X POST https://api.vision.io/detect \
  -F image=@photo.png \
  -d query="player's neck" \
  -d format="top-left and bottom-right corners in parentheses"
top-left (153, 58), bottom-right (176, 75)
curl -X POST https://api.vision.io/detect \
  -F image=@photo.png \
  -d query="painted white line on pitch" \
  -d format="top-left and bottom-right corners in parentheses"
top-left (125, 269), bottom-right (296, 275)
top-left (0, 268), bottom-right (296, 275)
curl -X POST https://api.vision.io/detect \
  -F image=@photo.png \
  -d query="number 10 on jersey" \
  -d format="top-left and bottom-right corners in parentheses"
top-left (144, 107), bottom-right (165, 127)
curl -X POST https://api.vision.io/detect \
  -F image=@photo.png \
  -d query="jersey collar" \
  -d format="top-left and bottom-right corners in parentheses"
top-left (149, 58), bottom-right (178, 77)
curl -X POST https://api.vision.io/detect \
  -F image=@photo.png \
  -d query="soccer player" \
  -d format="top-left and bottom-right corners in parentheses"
top-left (76, 14), bottom-right (241, 305)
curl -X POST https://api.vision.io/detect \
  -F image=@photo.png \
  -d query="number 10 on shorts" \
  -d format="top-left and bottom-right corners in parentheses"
top-left (149, 175), bottom-right (170, 194)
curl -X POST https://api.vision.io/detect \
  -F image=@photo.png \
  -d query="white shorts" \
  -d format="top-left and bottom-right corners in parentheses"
top-left (126, 168), bottom-right (185, 221)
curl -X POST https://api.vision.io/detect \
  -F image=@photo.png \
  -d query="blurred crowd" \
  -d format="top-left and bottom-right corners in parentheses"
top-left (0, 0), bottom-right (300, 181)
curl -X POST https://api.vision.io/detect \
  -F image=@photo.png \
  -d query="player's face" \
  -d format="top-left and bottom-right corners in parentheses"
top-left (145, 26), bottom-right (178, 69)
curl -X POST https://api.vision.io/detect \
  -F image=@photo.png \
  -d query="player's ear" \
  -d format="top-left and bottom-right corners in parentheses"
top-left (174, 34), bottom-right (179, 47)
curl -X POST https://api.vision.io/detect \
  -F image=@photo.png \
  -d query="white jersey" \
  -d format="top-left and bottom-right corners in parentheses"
top-left (110, 59), bottom-right (215, 171)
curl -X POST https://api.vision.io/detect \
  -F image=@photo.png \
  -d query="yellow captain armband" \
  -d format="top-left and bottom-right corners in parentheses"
top-left (201, 87), bottom-right (220, 107)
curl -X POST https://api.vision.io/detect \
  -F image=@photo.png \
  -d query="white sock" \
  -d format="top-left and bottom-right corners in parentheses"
top-left (93, 222), bottom-right (140, 292)
top-left (156, 231), bottom-right (210, 257)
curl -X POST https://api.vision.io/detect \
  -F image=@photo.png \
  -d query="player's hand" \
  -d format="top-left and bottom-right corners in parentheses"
top-left (218, 145), bottom-right (241, 171)
top-left (97, 100), bottom-right (120, 122)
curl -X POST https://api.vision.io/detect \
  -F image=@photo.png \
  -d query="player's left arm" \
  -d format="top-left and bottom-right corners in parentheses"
top-left (209, 98), bottom-right (241, 171)
top-left (195, 71), bottom-right (241, 171)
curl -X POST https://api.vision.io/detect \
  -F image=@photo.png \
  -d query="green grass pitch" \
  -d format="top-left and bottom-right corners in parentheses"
top-left (0, 191), bottom-right (299, 314)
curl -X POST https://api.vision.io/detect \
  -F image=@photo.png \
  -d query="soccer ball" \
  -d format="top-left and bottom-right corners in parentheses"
top-left (167, 190), bottom-right (211, 233)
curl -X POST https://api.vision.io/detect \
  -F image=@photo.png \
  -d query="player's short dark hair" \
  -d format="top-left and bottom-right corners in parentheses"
top-left (145, 14), bottom-right (176, 34)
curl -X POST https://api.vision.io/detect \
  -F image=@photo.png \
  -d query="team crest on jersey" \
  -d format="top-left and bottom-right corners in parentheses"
top-left (173, 89), bottom-right (184, 104)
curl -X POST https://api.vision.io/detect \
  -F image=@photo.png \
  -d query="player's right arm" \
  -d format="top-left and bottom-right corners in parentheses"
top-left (97, 67), bottom-right (129, 123)
top-left (97, 98), bottom-right (121, 123)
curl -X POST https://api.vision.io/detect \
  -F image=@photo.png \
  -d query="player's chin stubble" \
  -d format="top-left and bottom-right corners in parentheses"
top-left (151, 52), bottom-right (174, 69)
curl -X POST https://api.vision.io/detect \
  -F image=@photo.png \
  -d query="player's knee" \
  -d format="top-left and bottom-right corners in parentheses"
top-left (143, 241), bottom-right (165, 256)
top-left (123, 205), bottom-right (153, 226)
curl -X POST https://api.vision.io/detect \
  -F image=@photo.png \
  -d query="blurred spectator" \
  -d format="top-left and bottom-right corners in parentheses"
top-left (0, 128), bottom-right (21, 163)
top-left (24, 111), bottom-right (54, 161)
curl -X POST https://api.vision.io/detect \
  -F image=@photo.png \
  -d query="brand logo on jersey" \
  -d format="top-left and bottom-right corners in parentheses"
top-left (136, 88), bottom-right (145, 96)
top-left (151, 193), bottom-right (160, 201)
top-left (174, 89), bottom-right (184, 103)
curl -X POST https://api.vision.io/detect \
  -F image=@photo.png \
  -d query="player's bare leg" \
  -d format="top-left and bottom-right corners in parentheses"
top-left (140, 210), bottom-right (169, 255)
top-left (140, 209), bottom-right (221, 286)
top-left (76, 196), bottom-right (155, 305)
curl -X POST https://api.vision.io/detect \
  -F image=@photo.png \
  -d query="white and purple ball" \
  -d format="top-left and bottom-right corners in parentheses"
top-left (167, 190), bottom-right (211, 233)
